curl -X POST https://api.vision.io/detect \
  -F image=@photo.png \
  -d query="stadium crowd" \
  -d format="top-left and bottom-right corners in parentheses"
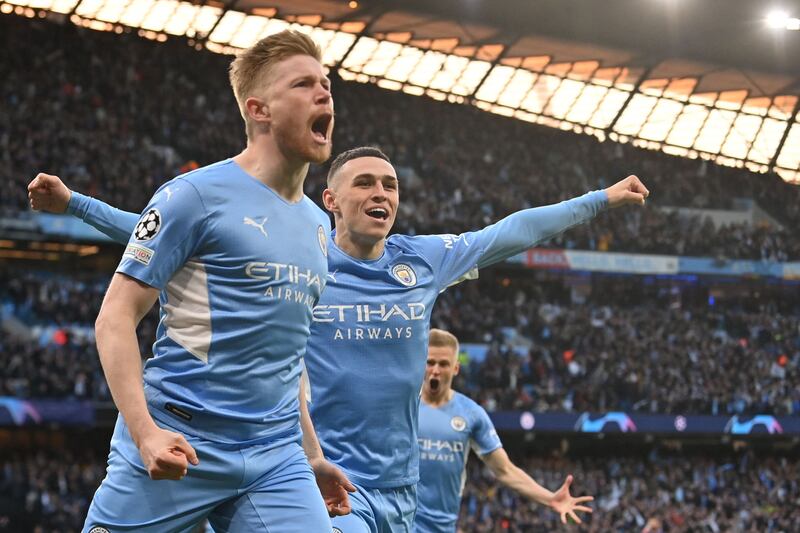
top-left (459, 450), bottom-right (800, 532)
top-left (2, 11), bottom-right (800, 533)
top-left (2, 15), bottom-right (800, 261)
top-left (0, 446), bottom-right (796, 532)
top-left (433, 275), bottom-right (800, 416)
top-left (0, 449), bottom-right (106, 533)
top-left (3, 268), bottom-right (798, 416)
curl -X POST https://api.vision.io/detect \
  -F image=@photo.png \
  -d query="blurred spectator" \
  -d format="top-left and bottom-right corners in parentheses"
top-left (2, 15), bottom-right (800, 261)
top-left (459, 450), bottom-right (800, 532)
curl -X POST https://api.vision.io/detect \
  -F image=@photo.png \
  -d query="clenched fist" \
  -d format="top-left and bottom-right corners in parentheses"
top-left (136, 425), bottom-right (200, 481)
top-left (604, 175), bottom-right (650, 208)
top-left (28, 173), bottom-right (72, 213)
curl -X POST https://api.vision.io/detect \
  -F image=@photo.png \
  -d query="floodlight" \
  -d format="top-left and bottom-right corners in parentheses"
top-left (766, 10), bottom-right (790, 29)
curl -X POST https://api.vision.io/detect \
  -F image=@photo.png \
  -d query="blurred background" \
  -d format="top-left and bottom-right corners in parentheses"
top-left (1, 0), bottom-right (799, 531)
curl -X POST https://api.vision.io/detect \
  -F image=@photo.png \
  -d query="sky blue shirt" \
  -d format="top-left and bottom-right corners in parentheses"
top-left (415, 392), bottom-right (502, 530)
top-left (305, 190), bottom-right (606, 488)
top-left (68, 184), bottom-right (606, 479)
top-left (71, 159), bottom-right (331, 446)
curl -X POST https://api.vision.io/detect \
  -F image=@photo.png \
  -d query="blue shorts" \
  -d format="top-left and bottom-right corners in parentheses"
top-left (83, 416), bottom-right (331, 532)
top-left (412, 510), bottom-right (455, 533)
top-left (331, 482), bottom-right (416, 533)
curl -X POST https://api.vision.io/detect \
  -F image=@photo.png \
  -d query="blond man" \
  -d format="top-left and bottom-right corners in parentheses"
top-left (71, 30), bottom-right (351, 532)
top-left (415, 329), bottom-right (594, 532)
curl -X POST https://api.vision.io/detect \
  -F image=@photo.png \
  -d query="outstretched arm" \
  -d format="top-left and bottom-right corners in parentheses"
top-left (428, 175), bottom-right (649, 288)
top-left (475, 175), bottom-right (649, 269)
top-left (299, 374), bottom-right (356, 516)
top-left (28, 172), bottom-right (140, 243)
top-left (481, 448), bottom-right (593, 525)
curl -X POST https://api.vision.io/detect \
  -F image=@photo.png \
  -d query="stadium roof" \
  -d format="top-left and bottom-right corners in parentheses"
top-left (237, 0), bottom-right (800, 91)
top-left (4, 0), bottom-right (799, 181)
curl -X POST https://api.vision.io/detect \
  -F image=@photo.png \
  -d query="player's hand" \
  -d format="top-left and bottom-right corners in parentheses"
top-left (27, 173), bottom-right (72, 213)
top-left (548, 474), bottom-right (593, 525)
top-left (309, 457), bottom-right (356, 517)
top-left (136, 426), bottom-right (199, 481)
top-left (604, 175), bottom-right (649, 208)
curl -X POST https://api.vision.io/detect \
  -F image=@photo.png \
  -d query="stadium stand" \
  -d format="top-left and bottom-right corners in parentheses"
top-left (2, 15), bottom-right (800, 261)
top-left (1, 7), bottom-right (799, 532)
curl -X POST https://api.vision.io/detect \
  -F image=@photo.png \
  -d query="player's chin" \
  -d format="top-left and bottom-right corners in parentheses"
top-left (306, 142), bottom-right (332, 165)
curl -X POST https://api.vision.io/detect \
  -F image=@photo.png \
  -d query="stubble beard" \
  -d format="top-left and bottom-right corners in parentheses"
top-left (277, 119), bottom-right (332, 165)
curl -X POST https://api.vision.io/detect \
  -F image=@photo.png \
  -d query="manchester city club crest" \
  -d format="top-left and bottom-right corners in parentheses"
top-left (318, 225), bottom-right (328, 257)
top-left (450, 415), bottom-right (467, 432)
top-left (392, 263), bottom-right (417, 286)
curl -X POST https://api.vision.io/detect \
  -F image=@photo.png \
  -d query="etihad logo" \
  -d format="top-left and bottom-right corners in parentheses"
top-left (245, 262), bottom-right (324, 309)
top-left (244, 216), bottom-right (269, 239)
top-left (418, 438), bottom-right (465, 453)
top-left (245, 261), bottom-right (323, 289)
top-left (314, 302), bottom-right (426, 341)
top-left (313, 302), bottom-right (425, 323)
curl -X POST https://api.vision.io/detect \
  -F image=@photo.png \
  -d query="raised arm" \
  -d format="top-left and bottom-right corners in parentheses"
top-left (474, 174), bottom-right (649, 268)
top-left (28, 172), bottom-right (140, 243)
top-left (424, 175), bottom-right (649, 288)
top-left (481, 448), bottom-right (593, 525)
top-left (95, 273), bottom-right (199, 480)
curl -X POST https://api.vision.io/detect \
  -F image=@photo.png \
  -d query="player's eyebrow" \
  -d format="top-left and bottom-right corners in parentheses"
top-left (290, 73), bottom-right (331, 87)
top-left (352, 173), bottom-right (398, 183)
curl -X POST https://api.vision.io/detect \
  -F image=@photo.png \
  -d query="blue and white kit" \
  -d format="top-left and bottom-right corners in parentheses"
top-left (413, 393), bottom-right (502, 533)
top-left (77, 159), bottom-right (333, 532)
top-left (71, 182), bottom-right (607, 533)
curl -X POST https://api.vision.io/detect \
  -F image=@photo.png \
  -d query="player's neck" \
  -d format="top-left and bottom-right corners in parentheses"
top-left (234, 141), bottom-right (308, 204)
top-left (423, 388), bottom-right (454, 408)
top-left (334, 226), bottom-right (386, 260)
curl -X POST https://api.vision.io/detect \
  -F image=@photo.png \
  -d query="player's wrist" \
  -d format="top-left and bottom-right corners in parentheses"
top-left (307, 455), bottom-right (327, 469)
top-left (128, 417), bottom-right (161, 448)
top-left (62, 188), bottom-right (73, 213)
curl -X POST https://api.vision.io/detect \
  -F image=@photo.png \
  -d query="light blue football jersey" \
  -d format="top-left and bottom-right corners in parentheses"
top-left (305, 190), bottom-right (607, 488)
top-left (70, 159), bottom-right (331, 446)
top-left (69, 184), bottom-right (606, 481)
top-left (415, 393), bottom-right (502, 532)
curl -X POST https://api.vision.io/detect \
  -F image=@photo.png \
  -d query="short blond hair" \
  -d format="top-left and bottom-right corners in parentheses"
top-left (428, 328), bottom-right (459, 356)
top-left (228, 30), bottom-right (322, 137)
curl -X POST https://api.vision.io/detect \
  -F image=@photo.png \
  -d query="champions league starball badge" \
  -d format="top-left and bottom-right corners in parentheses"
top-left (134, 209), bottom-right (161, 241)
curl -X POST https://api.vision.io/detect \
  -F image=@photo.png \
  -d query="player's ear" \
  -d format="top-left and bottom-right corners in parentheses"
top-left (244, 96), bottom-right (270, 129)
top-left (453, 358), bottom-right (460, 376)
top-left (322, 188), bottom-right (338, 214)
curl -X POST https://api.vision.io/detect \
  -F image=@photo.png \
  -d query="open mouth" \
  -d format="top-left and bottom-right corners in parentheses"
top-left (311, 113), bottom-right (332, 144)
top-left (429, 378), bottom-right (440, 392)
top-left (366, 207), bottom-right (389, 220)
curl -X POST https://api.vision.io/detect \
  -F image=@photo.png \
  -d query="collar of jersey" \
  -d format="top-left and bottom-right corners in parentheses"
top-left (228, 158), bottom-right (308, 207)
top-left (329, 229), bottom-right (388, 264)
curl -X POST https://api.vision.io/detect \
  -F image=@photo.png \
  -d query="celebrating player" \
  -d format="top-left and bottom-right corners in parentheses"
top-left (30, 146), bottom-right (648, 532)
top-left (415, 329), bottom-right (594, 532)
top-left (31, 30), bottom-right (355, 532)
